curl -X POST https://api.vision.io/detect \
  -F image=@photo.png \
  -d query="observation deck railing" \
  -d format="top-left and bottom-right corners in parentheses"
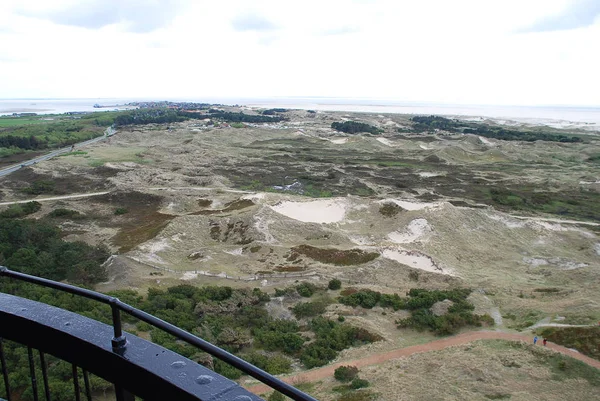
top-left (0, 266), bottom-right (317, 401)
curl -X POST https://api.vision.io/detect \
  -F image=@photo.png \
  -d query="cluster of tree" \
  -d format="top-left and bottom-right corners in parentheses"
top-left (334, 366), bottom-right (370, 393)
top-left (0, 135), bottom-right (46, 150)
top-left (411, 115), bottom-right (459, 132)
top-left (0, 201), bottom-right (41, 218)
top-left (0, 218), bottom-right (109, 285)
top-left (463, 126), bottom-right (582, 143)
top-left (302, 317), bottom-right (380, 368)
top-left (339, 288), bottom-right (491, 335)
top-left (22, 180), bottom-right (55, 195)
top-left (47, 208), bottom-right (82, 219)
top-left (292, 298), bottom-right (330, 318)
top-left (331, 121), bottom-right (383, 135)
top-left (114, 109), bottom-right (184, 126)
top-left (0, 118), bottom-right (108, 154)
top-left (135, 282), bottom-right (380, 376)
top-left (262, 108), bottom-right (288, 115)
top-left (339, 289), bottom-right (405, 310)
top-left (410, 115), bottom-right (582, 143)
top-left (397, 288), bottom-right (492, 335)
top-left (179, 111), bottom-right (284, 123)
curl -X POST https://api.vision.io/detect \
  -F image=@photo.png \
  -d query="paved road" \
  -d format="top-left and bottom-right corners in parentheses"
top-left (0, 126), bottom-right (116, 178)
top-left (246, 331), bottom-right (600, 395)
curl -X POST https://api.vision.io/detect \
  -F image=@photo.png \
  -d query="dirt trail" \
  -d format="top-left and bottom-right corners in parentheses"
top-left (246, 331), bottom-right (600, 395)
top-left (0, 191), bottom-right (110, 206)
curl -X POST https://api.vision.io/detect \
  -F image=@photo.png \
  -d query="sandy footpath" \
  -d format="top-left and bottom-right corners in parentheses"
top-left (246, 331), bottom-right (600, 395)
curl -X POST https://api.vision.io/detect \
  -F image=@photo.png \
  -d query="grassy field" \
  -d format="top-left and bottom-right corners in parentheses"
top-left (0, 111), bottom-right (123, 157)
top-left (0, 116), bottom-right (49, 127)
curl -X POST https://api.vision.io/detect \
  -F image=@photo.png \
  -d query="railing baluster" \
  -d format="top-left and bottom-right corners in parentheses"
top-left (110, 303), bottom-right (126, 352)
top-left (82, 370), bottom-right (92, 401)
top-left (72, 365), bottom-right (81, 401)
top-left (39, 351), bottom-right (51, 401)
top-left (27, 347), bottom-right (39, 401)
top-left (0, 338), bottom-right (12, 401)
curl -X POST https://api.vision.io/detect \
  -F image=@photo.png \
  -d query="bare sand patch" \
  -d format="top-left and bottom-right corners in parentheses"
top-left (380, 198), bottom-right (443, 211)
top-left (181, 272), bottom-right (198, 280)
top-left (479, 136), bottom-right (494, 145)
top-left (270, 199), bottom-right (347, 223)
top-left (388, 218), bottom-right (431, 244)
top-left (376, 138), bottom-right (393, 146)
top-left (523, 256), bottom-right (588, 270)
top-left (417, 172), bottom-right (441, 178)
top-left (330, 138), bottom-right (348, 144)
top-left (486, 213), bottom-right (526, 229)
top-left (382, 248), bottom-right (454, 275)
top-left (241, 192), bottom-right (266, 201)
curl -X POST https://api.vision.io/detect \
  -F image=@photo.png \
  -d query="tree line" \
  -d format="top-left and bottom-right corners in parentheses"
top-left (410, 115), bottom-right (582, 143)
top-left (331, 121), bottom-right (383, 135)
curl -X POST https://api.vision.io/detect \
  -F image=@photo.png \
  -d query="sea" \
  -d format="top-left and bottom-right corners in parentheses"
top-left (1, 98), bottom-right (599, 129)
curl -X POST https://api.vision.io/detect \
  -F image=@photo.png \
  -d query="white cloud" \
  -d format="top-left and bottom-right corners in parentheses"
top-left (0, 0), bottom-right (598, 105)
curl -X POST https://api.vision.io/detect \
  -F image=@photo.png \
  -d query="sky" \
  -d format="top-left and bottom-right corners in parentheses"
top-left (1, 0), bottom-right (599, 106)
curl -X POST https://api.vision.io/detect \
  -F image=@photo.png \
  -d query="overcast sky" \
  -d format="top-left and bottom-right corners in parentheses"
top-left (1, 0), bottom-right (599, 106)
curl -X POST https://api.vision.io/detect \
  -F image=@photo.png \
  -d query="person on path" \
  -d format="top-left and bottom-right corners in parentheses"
top-left (543, 338), bottom-right (547, 346)
top-left (533, 336), bottom-right (538, 345)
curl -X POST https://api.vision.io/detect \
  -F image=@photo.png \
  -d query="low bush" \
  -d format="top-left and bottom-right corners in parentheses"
top-left (0, 201), bottom-right (41, 218)
top-left (292, 245), bottom-right (379, 266)
top-left (350, 379), bottom-right (370, 389)
top-left (296, 282), bottom-right (318, 297)
top-left (328, 279), bottom-right (342, 290)
top-left (334, 366), bottom-right (359, 382)
top-left (47, 208), bottom-right (81, 218)
top-left (537, 327), bottom-right (600, 360)
top-left (292, 299), bottom-right (329, 319)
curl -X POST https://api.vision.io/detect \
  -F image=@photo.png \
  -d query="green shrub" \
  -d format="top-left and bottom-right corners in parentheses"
top-left (22, 180), bottom-right (55, 195)
top-left (296, 282), bottom-right (318, 297)
top-left (537, 327), bottom-right (600, 360)
top-left (114, 207), bottom-right (128, 215)
top-left (269, 392), bottom-right (286, 401)
top-left (242, 352), bottom-right (292, 375)
top-left (379, 202), bottom-right (403, 217)
top-left (0, 201), bottom-right (41, 218)
top-left (328, 279), bottom-right (342, 290)
top-left (337, 390), bottom-right (376, 401)
top-left (292, 245), bottom-right (379, 266)
top-left (350, 379), bottom-right (370, 389)
top-left (334, 366), bottom-right (359, 382)
top-left (292, 300), bottom-right (329, 319)
top-left (48, 208), bottom-right (81, 218)
top-left (396, 289), bottom-right (490, 335)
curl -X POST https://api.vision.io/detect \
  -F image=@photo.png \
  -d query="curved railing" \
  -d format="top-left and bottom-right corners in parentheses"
top-left (0, 266), bottom-right (317, 401)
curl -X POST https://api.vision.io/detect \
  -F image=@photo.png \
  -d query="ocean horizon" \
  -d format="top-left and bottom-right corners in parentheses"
top-left (1, 97), bottom-right (600, 127)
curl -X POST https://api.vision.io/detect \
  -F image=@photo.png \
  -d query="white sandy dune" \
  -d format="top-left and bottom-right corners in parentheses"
top-left (376, 138), bottom-right (393, 146)
top-left (270, 199), bottom-right (347, 223)
top-left (388, 219), bottom-right (431, 244)
top-left (330, 138), bottom-right (348, 144)
top-left (382, 248), bottom-right (454, 276)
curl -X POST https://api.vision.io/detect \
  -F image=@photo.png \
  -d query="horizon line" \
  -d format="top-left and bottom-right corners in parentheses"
top-left (0, 97), bottom-right (599, 109)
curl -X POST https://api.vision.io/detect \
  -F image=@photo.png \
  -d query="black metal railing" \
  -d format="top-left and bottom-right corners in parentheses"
top-left (0, 266), bottom-right (318, 401)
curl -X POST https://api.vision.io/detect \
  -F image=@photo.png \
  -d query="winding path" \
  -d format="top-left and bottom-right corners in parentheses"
top-left (246, 331), bottom-right (600, 395)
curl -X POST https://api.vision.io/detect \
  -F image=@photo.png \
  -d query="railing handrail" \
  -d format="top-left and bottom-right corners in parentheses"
top-left (0, 266), bottom-right (318, 401)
